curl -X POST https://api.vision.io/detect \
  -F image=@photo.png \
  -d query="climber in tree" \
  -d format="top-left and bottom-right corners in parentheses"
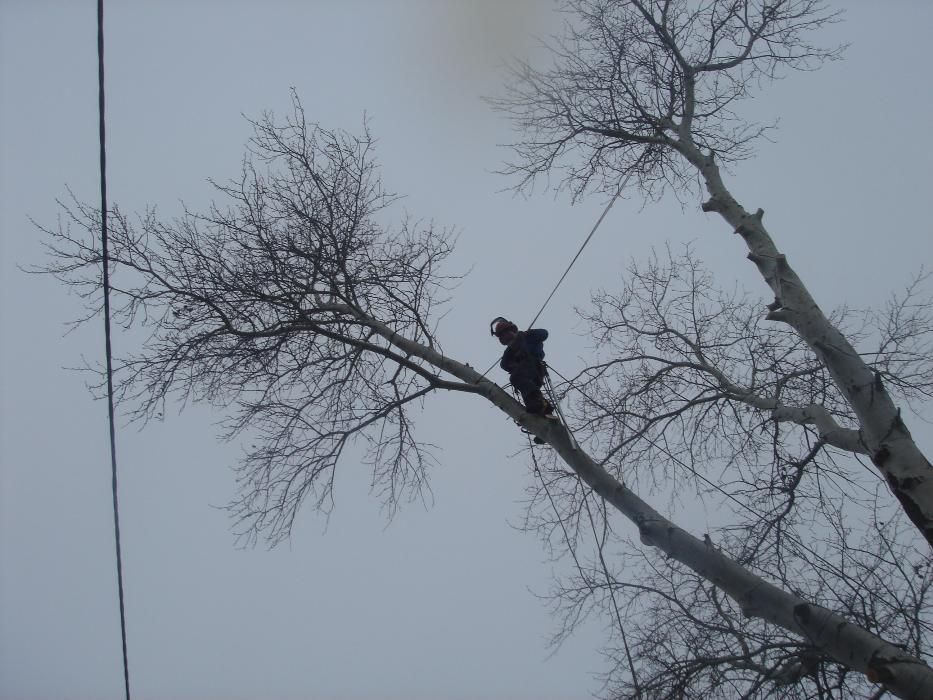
top-left (490, 317), bottom-right (554, 417)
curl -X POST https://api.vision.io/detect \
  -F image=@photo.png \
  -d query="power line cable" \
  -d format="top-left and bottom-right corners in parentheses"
top-left (98, 1), bottom-right (131, 697)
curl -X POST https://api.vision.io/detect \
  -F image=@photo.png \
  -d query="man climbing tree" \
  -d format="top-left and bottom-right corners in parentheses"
top-left (491, 316), bottom-right (554, 417)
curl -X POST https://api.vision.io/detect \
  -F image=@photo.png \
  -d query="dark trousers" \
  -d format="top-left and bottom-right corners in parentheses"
top-left (510, 365), bottom-right (550, 415)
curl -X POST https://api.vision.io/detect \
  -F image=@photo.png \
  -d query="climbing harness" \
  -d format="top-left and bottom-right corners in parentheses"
top-left (504, 360), bottom-right (579, 451)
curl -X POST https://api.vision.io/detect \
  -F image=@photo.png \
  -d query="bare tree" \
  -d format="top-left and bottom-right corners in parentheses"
top-left (490, 0), bottom-right (933, 696)
top-left (41, 98), bottom-right (474, 544)
top-left (521, 248), bottom-right (932, 698)
top-left (36, 94), bottom-right (933, 697)
top-left (495, 0), bottom-right (933, 550)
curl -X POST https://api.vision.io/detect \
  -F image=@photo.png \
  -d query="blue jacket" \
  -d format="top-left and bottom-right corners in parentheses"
top-left (500, 328), bottom-right (549, 375)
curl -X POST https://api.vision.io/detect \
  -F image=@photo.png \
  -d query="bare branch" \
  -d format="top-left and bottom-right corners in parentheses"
top-left (493, 0), bottom-right (843, 200)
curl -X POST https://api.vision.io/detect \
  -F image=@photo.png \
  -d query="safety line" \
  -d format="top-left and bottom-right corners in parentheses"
top-left (98, 1), bottom-right (131, 698)
top-left (543, 371), bottom-right (578, 451)
top-left (526, 173), bottom-right (633, 330)
top-left (483, 174), bottom-right (633, 383)
top-left (528, 441), bottom-right (590, 579)
top-left (528, 440), bottom-right (641, 692)
top-left (478, 355), bottom-right (501, 381)
top-left (580, 492), bottom-right (641, 696)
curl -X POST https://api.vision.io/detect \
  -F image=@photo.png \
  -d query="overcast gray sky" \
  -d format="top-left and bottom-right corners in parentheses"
top-left (2, 2), bottom-right (932, 699)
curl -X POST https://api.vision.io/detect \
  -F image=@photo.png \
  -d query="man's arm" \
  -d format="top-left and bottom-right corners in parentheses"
top-left (526, 328), bottom-right (549, 343)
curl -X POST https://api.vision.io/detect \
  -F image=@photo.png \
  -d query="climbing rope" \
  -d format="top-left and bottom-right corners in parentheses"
top-left (481, 173), bottom-right (633, 383)
top-left (526, 173), bottom-right (633, 330)
top-left (97, 1), bottom-right (131, 698)
top-left (527, 439), bottom-right (640, 692)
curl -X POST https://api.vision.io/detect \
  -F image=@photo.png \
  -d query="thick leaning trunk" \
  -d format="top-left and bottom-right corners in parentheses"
top-left (677, 142), bottom-right (933, 551)
top-left (539, 417), bottom-right (933, 700)
top-left (348, 305), bottom-right (933, 699)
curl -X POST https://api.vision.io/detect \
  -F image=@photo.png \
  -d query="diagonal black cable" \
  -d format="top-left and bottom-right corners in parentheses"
top-left (98, 1), bottom-right (131, 698)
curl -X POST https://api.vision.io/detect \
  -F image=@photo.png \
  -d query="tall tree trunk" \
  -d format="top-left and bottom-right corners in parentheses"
top-left (676, 141), bottom-right (933, 551)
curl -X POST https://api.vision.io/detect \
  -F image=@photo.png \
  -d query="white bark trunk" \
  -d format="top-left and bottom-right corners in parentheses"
top-left (677, 141), bottom-right (933, 551)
